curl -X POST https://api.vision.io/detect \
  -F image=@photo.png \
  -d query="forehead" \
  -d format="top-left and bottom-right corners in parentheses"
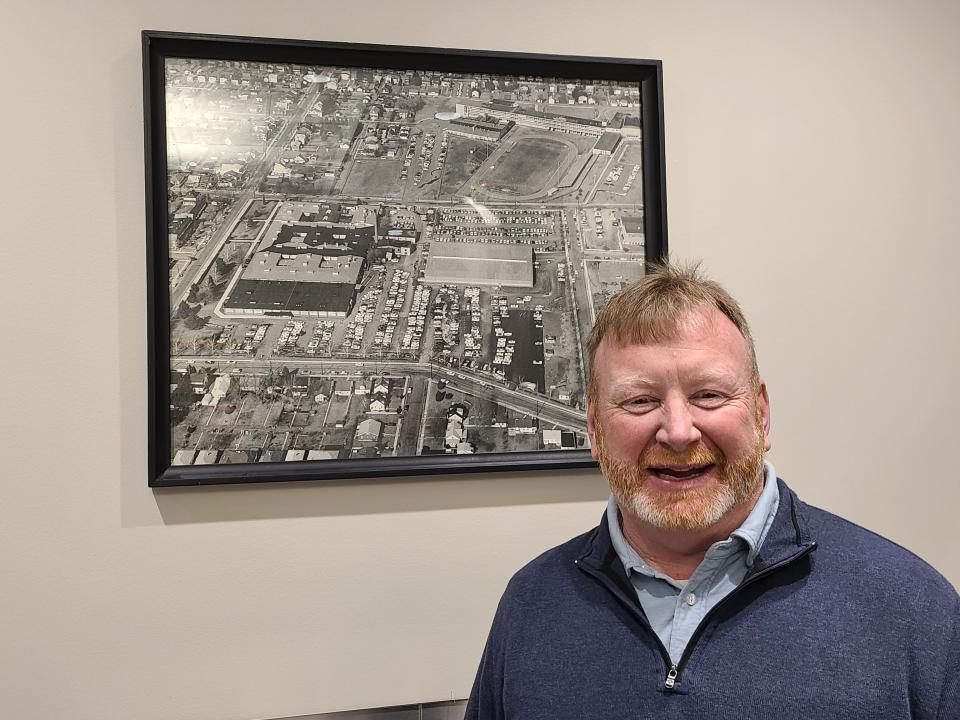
top-left (593, 305), bottom-right (752, 385)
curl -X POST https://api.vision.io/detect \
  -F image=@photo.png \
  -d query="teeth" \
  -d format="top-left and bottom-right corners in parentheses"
top-left (654, 467), bottom-right (706, 479)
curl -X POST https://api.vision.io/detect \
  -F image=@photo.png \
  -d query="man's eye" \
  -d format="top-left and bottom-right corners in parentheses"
top-left (692, 392), bottom-right (726, 406)
top-left (623, 397), bottom-right (656, 411)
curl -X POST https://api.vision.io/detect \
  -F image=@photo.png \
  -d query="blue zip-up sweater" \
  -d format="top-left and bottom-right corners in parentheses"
top-left (466, 479), bottom-right (960, 719)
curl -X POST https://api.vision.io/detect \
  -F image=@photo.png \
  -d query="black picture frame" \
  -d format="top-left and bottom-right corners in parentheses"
top-left (144, 30), bottom-right (667, 487)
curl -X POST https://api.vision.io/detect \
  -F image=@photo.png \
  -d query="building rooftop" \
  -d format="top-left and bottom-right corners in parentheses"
top-left (242, 251), bottom-right (364, 284)
top-left (621, 215), bottom-right (644, 235)
top-left (424, 242), bottom-right (533, 288)
top-left (224, 278), bottom-right (358, 314)
top-left (594, 132), bottom-right (621, 153)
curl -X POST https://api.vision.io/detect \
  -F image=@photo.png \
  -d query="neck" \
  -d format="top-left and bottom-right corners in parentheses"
top-left (618, 484), bottom-right (763, 581)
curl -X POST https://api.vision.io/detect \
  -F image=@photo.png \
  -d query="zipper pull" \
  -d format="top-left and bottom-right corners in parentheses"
top-left (664, 665), bottom-right (679, 690)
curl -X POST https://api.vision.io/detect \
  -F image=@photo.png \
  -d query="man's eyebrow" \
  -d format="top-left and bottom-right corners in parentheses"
top-left (608, 370), bottom-right (739, 395)
top-left (609, 377), bottom-right (658, 394)
top-left (687, 369), bottom-right (739, 385)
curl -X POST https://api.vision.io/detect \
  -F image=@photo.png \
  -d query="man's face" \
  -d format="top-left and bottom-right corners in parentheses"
top-left (587, 305), bottom-right (771, 531)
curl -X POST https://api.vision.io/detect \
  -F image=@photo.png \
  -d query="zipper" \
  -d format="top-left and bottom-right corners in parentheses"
top-left (667, 542), bottom-right (817, 689)
top-left (574, 559), bottom-right (676, 683)
top-left (577, 541), bottom-right (816, 691)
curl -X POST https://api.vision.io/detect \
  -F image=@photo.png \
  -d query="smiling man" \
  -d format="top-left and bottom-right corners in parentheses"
top-left (466, 264), bottom-right (959, 720)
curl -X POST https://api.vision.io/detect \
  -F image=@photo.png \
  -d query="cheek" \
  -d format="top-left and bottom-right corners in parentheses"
top-left (600, 416), bottom-right (658, 454)
top-left (701, 414), bottom-right (761, 455)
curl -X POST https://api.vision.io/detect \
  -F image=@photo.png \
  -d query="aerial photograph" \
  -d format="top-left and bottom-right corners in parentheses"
top-left (164, 55), bottom-right (648, 466)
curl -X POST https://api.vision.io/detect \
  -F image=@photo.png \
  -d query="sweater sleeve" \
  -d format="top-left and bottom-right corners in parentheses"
top-left (464, 589), bottom-right (514, 720)
top-left (936, 592), bottom-right (960, 720)
top-left (464, 629), bottom-right (505, 720)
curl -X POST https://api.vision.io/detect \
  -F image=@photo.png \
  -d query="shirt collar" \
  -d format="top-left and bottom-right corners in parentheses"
top-left (732, 460), bottom-right (780, 565)
top-left (606, 460), bottom-right (781, 575)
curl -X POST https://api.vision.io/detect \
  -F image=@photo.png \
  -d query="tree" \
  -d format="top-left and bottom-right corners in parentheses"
top-left (183, 314), bottom-right (207, 330)
top-left (213, 257), bottom-right (233, 281)
top-left (173, 300), bottom-right (195, 321)
top-left (200, 275), bottom-right (219, 302)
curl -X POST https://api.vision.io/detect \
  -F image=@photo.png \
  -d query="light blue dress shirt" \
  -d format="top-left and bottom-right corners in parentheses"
top-left (606, 461), bottom-right (780, 664)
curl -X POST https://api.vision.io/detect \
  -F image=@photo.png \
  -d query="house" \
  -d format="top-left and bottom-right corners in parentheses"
top-left (355, 418), bottom-right (383, 443)
top-left (219, 450), bottom-right (252, 464)
top-left (284, 449), bottom-right (306, 461)
top-left (210, 375), bottom-right (231, 400)
top-left (368, 395), bottom-right (387, 413)
top-left (172, 449), bottom-right (196, 466)
top-left (445, 423), bottom-right (465, 448)
top-left (258, 450), bottom-right (286, 463)
top-left (291, 375), bottom-right (309, 397)
top-left (269, 163), bottom-right (292, 178)
top-left (194, 450), bottom-right (219, 464)
top-left (188, 372), bottom-right (208, 395)
top-left (543, 429), bottom-right (563, 448)
top-left (508, 426), bottom-right (537, 436)
top-left (307, 449), bottom-right (339, 460)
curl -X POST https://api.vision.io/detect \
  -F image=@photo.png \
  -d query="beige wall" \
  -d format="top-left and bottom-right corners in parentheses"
top-left (2, 1), bottom-right (958, 718)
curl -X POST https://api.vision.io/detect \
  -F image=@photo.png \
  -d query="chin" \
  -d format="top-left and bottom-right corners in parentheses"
top-left (618, 483), bottom-right (738, 530)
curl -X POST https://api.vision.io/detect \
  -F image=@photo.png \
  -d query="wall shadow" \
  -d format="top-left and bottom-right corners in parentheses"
top-left (153, 466), bottom-right (608, 524)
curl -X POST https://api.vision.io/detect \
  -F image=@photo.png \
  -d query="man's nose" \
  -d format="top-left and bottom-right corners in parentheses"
top-left (655, 399), bottom-right (702, 452)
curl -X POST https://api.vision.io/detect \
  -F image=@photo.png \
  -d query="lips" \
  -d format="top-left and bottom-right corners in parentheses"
top-left (648, 464), bottom-right (714, 481)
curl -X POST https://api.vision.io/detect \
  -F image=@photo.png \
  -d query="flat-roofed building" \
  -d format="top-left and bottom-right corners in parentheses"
top-left (224, 276), bottom-right (360, 317)
top-left (423, 242), bottom-right (533, 288)
top-left (446, 117), bottom-right (511, 142)
top-left (240, 251), bottom-right (364, 284)
top-left (543, 429), bottom-right (563, 448)
top-left (456, 102), bottom-right (608, 138)
top-left (593, 131), bottom-right (621, 155)
top-left (620, 214), bottom-right (645, 246)
top-left (266, 221), bottom-right (374, 258)
top-left (223, 201), bottom-right (369, 318)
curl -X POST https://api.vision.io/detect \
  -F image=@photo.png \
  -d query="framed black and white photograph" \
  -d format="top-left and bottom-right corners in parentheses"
top-left (144, 30), bottom-right (667, 487)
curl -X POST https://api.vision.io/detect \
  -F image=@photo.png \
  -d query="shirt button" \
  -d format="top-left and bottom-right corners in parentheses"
top-left (686, 593), bottom-right (697, 606)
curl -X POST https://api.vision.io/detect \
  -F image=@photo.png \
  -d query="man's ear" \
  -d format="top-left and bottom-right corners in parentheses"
top-left (757, 379), bottom-right (771, 452)
top-left (586, 399), bottom-right (599, 460)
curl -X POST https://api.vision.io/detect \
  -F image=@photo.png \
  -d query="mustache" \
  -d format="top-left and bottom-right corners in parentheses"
top-left (637, 443), bottom-right (723, 469)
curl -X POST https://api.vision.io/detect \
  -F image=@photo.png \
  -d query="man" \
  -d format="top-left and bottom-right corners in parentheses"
top-left (465, 264), bottom-right (959, 719)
